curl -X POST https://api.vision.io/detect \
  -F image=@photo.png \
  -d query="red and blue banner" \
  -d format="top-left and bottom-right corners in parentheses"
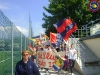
top-left (53, 18), bottom-right (72, 33)
top-left (60, 22), bottom-right (77, 41)
top-left (53, 18), bottom-right (77, 41)
top-left (56, 33), bottom-right (63, 47)
top-left (50, 32), bottom-right (63, 47)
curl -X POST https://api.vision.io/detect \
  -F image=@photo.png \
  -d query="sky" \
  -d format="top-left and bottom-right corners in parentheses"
top-left (0, 0), bottom-right (49, 37)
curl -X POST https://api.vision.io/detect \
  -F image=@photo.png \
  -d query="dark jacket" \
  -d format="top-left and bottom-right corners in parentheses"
top-left (15, 59), bottom-right (40, 75)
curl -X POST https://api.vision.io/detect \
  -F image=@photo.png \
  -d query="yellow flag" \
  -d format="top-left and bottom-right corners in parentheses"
top-left (55, 57), bottom-right (63, 67)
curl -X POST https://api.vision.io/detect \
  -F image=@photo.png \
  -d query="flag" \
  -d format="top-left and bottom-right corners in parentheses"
top-left (44, 35), bottom-right (49, 40)
top-left (40, 34), bottom-right (49, 41)
top-left (53, 18), bottom-right (72, 33)
top-left (60, 22), bottom-right (77, 41)
top-left (28, 43), bottom-right (37, 56)
top-left (28, 43), bottom-right (33, 51)
top-left (32, 35), bottom-right (40, 38)
top-left (53, 18), bottom-right (77, 41)
top-left (30, 34), bottom-right (49, 45)
top-left (50, 32), bottom-right (63, 47)
top-left (56, 33), bottom-right (63, 47)
top-left (30, 35), bottom-right (42, 45)
top-left (50, 32), bottom-right (56, 44)
top-left (52, 56), bottom-right (63, 71)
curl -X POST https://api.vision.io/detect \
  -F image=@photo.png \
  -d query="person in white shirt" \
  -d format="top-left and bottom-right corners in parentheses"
top-left (68, 44), bottom-right (77, 73)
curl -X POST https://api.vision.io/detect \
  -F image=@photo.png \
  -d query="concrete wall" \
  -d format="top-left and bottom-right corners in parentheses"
top-left (83, 38), bottom-right (100, 58)
top-left (74, 61), bottom-right (83, 74)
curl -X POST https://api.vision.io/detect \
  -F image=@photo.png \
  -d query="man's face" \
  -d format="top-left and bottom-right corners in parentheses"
top-left (22, 52), bottom-right (29, 60)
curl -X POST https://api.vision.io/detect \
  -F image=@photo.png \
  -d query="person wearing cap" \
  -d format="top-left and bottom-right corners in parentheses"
top-left (15, 50), bottom-right (40, 75)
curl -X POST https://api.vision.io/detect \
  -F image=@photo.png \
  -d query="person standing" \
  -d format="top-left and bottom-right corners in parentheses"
top-left (68, 44), bottom-right (77, 73)
top-left (15, 50), bottom-right (40, 75)
top-left (64, 44), bottom-right (69, 59)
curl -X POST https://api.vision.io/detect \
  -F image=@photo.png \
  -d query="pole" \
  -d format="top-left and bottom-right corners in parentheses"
top-left (25, 37), bottom-right (26, 50)
top-left (21, 32), bottom-right (22, 59)
top-left (11, 23), bottom-right (13, 75)
top-left (86, 25), bottom-right (88, 37)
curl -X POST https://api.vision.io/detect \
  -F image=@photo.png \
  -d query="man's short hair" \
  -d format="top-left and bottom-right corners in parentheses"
top-left (22, 50), bottom-right (30, 55)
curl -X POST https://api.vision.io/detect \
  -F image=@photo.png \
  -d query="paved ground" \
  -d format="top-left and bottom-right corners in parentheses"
top-left (39, 69), bottom-right (82, 75)
top-left (36, 61), bottom-right (81, 75)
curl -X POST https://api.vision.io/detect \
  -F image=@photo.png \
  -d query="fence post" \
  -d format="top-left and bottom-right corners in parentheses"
top-left (25, 36), bottom-right (26, 50)
top-left (21, 32), bottom-right (22, 59)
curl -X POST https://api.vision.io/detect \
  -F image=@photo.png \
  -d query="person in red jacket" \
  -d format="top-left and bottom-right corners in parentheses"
top-left (15, 50), bottom-right (40, 75)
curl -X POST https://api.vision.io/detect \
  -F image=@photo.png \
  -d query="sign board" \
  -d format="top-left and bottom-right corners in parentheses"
top-left (37, 50), bottom-right (65, 68)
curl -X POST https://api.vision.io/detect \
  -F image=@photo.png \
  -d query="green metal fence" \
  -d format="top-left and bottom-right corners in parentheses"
top-left (0, 10), bottom-right (28, 75)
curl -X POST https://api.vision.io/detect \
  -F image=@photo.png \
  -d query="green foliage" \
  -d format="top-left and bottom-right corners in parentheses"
top-left (42, 0), bottom-right (100, 36)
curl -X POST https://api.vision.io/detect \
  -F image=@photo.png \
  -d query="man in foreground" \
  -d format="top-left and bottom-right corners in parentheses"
top-left (15, 50), bottom-right (40, 75)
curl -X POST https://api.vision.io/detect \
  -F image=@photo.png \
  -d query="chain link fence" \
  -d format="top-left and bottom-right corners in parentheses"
top-left (0, 10), bottom-right (28, 75)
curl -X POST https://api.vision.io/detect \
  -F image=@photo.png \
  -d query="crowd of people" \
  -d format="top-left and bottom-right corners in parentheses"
top-left (15, 43), bottom-right (77, 75)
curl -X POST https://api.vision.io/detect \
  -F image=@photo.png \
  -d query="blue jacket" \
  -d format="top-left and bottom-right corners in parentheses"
top-left (15, 59), bottom-right (40, 75)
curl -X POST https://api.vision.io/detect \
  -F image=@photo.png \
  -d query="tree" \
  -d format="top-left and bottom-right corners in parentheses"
top-left (42, 0), bottom-right (100, 37)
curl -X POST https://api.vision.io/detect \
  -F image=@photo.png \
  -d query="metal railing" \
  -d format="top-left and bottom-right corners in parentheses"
top-left (73, 18), bottom-right (100, 38)
top-left (68, 18), bottom-right (100, 67)
top-left (69, 34), bottom-right (86, 63)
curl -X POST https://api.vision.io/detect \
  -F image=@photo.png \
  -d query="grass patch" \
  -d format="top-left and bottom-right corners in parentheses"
top-left (0, 51), bottom-right (21, 75)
